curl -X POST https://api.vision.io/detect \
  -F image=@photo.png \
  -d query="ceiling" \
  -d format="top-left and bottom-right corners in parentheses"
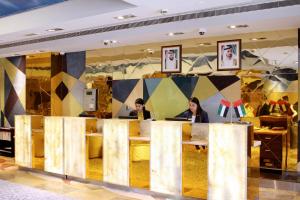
top-left (0, 0), bottom-right (299, 57)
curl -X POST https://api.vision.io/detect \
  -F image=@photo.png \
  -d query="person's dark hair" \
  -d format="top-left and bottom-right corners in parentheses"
top-left (189, 97), bottom-right (202, 115)
top-left (135, 98), bottom-right (145, 111)
top-left (135, 98), bottom-right (144, 105)
top-left (282, 95), bottom-right (289, 101)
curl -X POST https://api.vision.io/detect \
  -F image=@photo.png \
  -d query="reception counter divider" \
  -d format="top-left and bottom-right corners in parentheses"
top-left (15, 115), bottom-right (248, 200)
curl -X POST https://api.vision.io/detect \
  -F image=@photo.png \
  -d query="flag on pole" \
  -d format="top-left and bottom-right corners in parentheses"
top-left (269, 100), bottom-right (276, 112)
top-left (277, 100), bottom-right (287, 112)
top-left (217, 99), bottom-right (230, 118)
top-left (233, 99), bottom-right (246, 118)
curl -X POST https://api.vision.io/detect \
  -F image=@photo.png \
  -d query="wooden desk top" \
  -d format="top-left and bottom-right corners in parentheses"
top-left (254, 128), bottom-right (287, 135)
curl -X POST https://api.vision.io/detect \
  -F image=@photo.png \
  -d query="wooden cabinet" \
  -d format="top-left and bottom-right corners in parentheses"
top-left (0, 127), bottom-right (15, 157)
top-left (254, 130), bottom-right (287, 170)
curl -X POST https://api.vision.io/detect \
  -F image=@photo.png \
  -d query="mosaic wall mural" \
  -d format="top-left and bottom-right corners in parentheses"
top-left (0, 56), bottom-right (26, 127)
top-left (112, 76), bottom-right (241, 122)
top-left (51, 52), bottom-right (86, 116)
top-left (86, 30), bottom-right (298, 80)
top-left (88, 29), bottom-right (298, 122)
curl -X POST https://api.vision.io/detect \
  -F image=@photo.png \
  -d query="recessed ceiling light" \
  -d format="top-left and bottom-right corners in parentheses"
top-left (46, 28), bottom-right (64, 32)
top-left (250, 37), bottom-right (267, 41)
top-left (143, 48), bottom-right (155, 54)
top-left (167, 32), bottom-right (184, 36)
top-left (295, 61), bottom-right (299, 64)
top-left (103, 40), bottom-right (118, 45)
top-left (228, 24), bottom-right (248, 29)
top-left (114, 14), bottom-right (136, 20)
top-left (111, 40), bottom-right (118, 44)
top-left (160, 9), bottom-right (168, 15)
top-left (25, 33), bottom-right (38, 36)
top-left (198, 42), bottom-right (211, 46)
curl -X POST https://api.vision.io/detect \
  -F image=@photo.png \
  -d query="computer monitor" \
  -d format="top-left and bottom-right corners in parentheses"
top-left (165, 117), bottom-right (191, 122)
top-left (118, 116), bottom-right (138, 119)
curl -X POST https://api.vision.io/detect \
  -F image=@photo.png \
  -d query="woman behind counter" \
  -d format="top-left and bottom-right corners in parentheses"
top-left (179, 97), bottom-right (209, 151)
top-left (179, 97), bottom-right (209, 123)
top-left (129, 98), bottom-right (151, 120)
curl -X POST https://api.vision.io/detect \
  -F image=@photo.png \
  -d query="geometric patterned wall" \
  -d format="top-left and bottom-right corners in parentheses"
top-left (112, 79), bottom-right (143, 118)
top-left (112, 76), bottom-right (241, 121)
top-left (0, 56), bottom-right (26, 127)
top-left (51, 51), bottom-right (86, 116)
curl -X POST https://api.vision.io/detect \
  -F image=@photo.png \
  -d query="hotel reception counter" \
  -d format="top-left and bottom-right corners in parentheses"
top-left (15, 115), bottom-right (248, 200)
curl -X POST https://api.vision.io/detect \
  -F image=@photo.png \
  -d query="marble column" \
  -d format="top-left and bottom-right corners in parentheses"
top-left (44, 117), bottom-right (64, 174)
top-left (64, 117), bottom-right (86, 178)
top-left (103, 119), bottom-right (133, 186)
top-left (15, 115), bottom-right (32, 168)
top-left (208, 123), bottom-right (247, 200)
top-left (150, 121), bottom-right (184, 195)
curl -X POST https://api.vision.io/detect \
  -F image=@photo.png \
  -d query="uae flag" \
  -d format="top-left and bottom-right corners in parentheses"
top-left (217, 99), bottom-right (230, 118)
top-left (277, 100), bottom-right (287, 112)
top-left (233, 99), bottom-right (246, 118)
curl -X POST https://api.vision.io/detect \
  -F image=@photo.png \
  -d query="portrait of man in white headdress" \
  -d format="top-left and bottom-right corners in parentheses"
top-left (218, 40), bottom-right (241, 71)
top-left (161, 45), bottom-right (182, 73)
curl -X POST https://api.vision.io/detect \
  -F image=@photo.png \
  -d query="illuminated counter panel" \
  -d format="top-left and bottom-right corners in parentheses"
top-left (64, 117), bottom-right (86, 178)
top-left (15, 115), bottom-right (32, 168)
top-left (103, 119), bottom-right (139, 186)
top-left (44, 117), bottom-right (64, 174)
top-left (150, 121), bottom-right (186, 195)
top-left (15, 115), bottom-right (44, 169)
top-left (208, 123), bottom-right (247, 200)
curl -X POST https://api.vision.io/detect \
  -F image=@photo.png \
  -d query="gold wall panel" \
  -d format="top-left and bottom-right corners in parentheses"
top-left (150, 121), bottom-right (184, 195)
top-left (103, 119), bottom-right (132, 186)
top-left (64, 117), bottom-right (86, 178)
top-left (208, 124), bottom-right (247, 200)
top-left (15, 115), bottom-right (32, 168)
top-left (44, 117), bottom-right (64, 174)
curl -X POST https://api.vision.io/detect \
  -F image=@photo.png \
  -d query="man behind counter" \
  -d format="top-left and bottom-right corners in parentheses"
top-left (129, 98), bottom-right (151, 120)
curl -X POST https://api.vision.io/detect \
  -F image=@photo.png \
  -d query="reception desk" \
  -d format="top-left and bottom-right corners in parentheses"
top-left (15, 115), bottom-right (248, 200)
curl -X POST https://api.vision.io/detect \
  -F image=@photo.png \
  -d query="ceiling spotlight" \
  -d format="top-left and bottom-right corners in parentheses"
top-left (143, 48), bottom-right (155, 54)
top-left (250, 37), bottom-right (267, 41)
top-left (198, 42), bottom-right (211, 46)
top-left (228, 24), bottom-right (248, 29)
top-left (167, 32), bottom-right (184, 36)
top-left (111, 40), bottom-right (118, 44)
top-left (103, 40), bottom-right (118, 46)
top-left (25, 33), bottom-right (38, 36)
top-left (295, 61), bottom-right (299, 64)
top-left (116, 16), bottom-right (124, 20)
top-left (114, 14), bottom-right (136, 20)
top-left (160, 9), bottom-right (168, 15)
top-left (46, 28), bottom-right (64, 32)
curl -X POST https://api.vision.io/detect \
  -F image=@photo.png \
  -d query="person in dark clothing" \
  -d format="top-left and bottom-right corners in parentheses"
top-left (257, 95), bottom-right (270, 116)
top-left (178, 97), bottom-right (209, 123)
top-left (129, 98), bottom-right (151, 120)
top-left (178, 97), bottom-right (209, 151)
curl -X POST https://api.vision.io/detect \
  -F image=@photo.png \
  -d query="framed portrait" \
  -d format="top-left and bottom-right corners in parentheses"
top-left (217, 39), bottom-right (241, 71)
top-left (161, 45), bottom-right (182, 73)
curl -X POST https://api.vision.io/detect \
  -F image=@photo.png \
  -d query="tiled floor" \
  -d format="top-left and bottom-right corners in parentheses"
top-left (0, 156), bottom-right (299, 200)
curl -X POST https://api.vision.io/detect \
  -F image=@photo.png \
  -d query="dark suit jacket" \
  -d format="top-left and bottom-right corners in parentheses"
top-left (129, 109), bottom-right (151, 120)
top-left (177, 109), bottom-right (209, 123)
